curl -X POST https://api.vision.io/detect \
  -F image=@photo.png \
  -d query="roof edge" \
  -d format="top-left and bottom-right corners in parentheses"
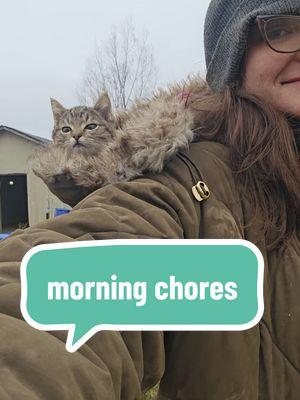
top-left (0, 125), bottom-right (51, 145)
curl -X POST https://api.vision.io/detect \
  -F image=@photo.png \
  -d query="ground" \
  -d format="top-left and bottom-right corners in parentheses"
top-left (143, 384), bottom-right (159, 399)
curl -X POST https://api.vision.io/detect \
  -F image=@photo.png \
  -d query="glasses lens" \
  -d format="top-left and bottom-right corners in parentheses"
top-left (265, 16), bottom-right (300, 52)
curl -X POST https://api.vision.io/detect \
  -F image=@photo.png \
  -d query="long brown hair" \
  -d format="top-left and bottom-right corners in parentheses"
top-left (184, 78), bottom-right (299, 250)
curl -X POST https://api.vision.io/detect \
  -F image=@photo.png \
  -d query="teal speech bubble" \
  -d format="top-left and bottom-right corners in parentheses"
top-left (20, 239), bottom-right (264, 352)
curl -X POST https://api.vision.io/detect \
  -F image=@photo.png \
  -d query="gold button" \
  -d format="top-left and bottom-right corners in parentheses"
top-left (192, 181), bottom-right (210, 202)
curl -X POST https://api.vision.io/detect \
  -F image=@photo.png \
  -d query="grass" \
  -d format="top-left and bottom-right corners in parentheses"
top-left (142, 384), bottom-right (159, 399)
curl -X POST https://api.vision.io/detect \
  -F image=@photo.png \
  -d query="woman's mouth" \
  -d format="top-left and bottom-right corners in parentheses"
top-left (282, 77), bottom-right (300, 85)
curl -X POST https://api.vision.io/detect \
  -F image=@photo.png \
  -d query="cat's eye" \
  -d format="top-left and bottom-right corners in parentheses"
top-left (61, 126), bottom-right (72, 133)
top-left (85, 123), bottom-right (98, 130)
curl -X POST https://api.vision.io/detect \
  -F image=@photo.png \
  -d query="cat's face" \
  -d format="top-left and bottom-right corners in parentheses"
top-left (51, 93), bottom-right (115, 155)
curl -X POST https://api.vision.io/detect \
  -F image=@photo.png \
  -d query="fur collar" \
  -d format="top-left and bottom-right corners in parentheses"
top-left (30, 79), bottom-right (204, 193)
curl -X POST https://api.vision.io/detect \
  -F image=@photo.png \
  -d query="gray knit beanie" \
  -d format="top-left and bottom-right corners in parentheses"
top-left (204, 0), bottom-right (300, 92)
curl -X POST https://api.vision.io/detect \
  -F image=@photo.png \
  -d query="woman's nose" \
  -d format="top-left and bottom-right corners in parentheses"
top-left (292, 49), bottom-right (300, 62)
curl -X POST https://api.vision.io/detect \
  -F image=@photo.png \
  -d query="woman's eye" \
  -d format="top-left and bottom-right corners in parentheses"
top-left (85, 123), bottom-right (98, 130)
top-left (269, 28), bottom-right (291, 40)
top-left (61, 126), bottom-right (72, 133)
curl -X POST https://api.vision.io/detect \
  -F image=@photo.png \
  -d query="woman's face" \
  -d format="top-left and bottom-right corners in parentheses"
top-left (242, 25), bottom-right (300, 117)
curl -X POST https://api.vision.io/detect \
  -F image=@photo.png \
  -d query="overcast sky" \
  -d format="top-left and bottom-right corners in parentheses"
top-left (0, 0), bottom-right (211, 138)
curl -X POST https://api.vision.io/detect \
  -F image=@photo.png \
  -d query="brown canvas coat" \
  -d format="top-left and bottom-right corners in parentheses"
top-left (0, 112), bottom-right (299, 398)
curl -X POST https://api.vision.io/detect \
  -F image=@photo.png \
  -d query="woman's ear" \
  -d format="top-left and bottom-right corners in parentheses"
top-left (50, 98), bottom-right (66, 124)
top-left (94, 92), bottom-right (112, 121)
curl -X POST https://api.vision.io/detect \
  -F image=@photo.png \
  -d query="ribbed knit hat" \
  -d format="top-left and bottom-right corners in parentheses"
top-left (204, 0), bottom-right (300, 92)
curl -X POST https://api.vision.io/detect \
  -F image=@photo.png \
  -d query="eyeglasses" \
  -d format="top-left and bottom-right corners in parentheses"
top-left (255, 15), bottom-right (300, 53)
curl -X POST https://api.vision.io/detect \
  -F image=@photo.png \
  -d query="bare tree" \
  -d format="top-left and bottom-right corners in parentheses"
top-left (77, 19), bottom-right (158, 109)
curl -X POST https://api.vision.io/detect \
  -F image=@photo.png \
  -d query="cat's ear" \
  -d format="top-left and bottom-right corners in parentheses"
top-left (50, 98), bottom-right (66, 123)
top-left (94, 92), bottom-right (112, 121)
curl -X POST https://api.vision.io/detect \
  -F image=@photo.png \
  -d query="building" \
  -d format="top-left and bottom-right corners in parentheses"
top-left (0, 125), bottom-right (69, 233)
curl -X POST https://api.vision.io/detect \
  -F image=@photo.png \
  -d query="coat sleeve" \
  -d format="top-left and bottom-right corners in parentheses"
top-left (0, 160), bottom-right (200, 400)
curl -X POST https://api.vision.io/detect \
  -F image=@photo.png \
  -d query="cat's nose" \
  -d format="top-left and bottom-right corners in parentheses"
top-left (73, 133), bottom-right (82, 141)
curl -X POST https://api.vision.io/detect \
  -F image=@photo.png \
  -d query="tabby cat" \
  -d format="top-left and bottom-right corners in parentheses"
top-left (31, 81), bottom-right (201, 206)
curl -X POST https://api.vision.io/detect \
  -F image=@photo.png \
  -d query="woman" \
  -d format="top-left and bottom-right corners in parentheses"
top-left (0, 1), bottom-right (299, 399)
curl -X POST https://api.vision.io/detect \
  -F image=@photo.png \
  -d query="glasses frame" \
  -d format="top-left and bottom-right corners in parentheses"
top-left (256, 14), bottom-right (300, 54)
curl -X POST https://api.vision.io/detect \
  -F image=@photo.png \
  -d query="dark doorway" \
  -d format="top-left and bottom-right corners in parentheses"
top-left (0, 174), bottom-right (29, 233)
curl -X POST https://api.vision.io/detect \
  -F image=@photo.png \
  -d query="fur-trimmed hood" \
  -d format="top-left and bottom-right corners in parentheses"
top-left (30, 80), bottom-right (202, 205)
